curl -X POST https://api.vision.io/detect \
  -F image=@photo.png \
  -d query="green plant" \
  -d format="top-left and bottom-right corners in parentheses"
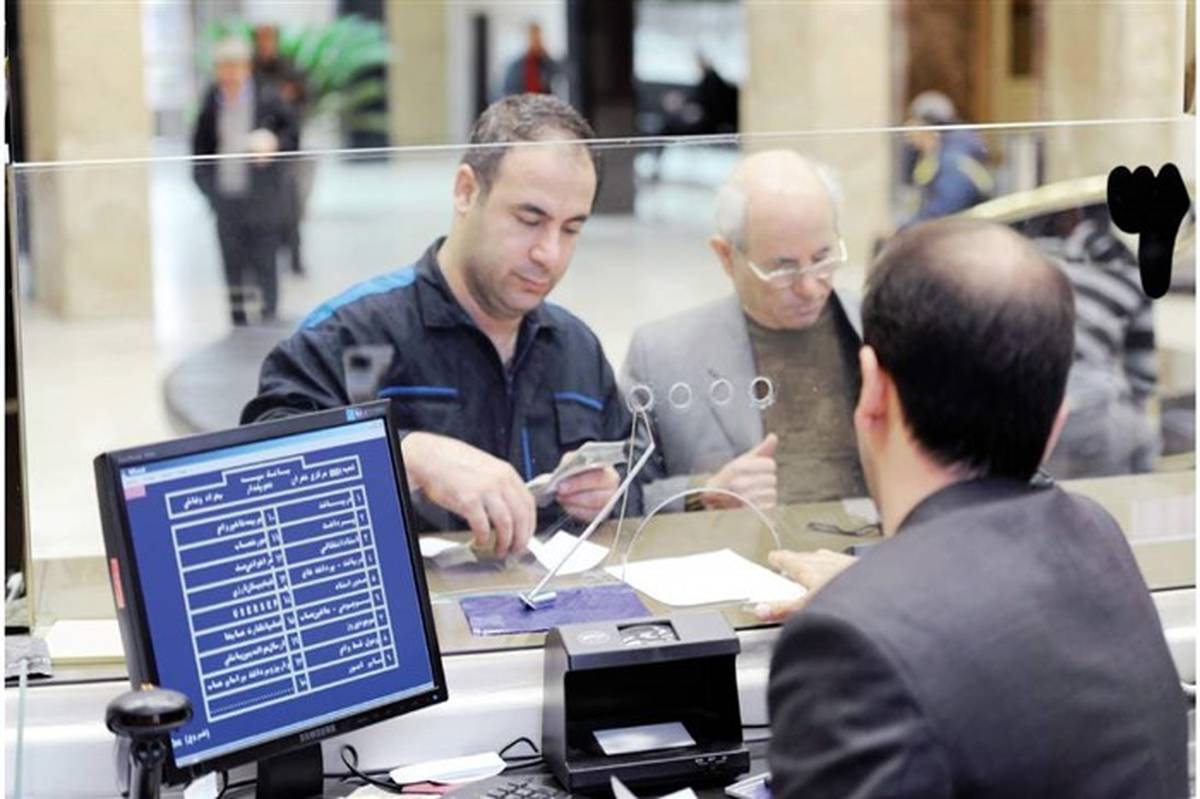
top-left (200, 15), bottom-right (391, 135)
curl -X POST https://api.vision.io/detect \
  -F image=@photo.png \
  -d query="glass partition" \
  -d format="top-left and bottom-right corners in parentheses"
top-left (10, 118), bottom-right (1195, 658)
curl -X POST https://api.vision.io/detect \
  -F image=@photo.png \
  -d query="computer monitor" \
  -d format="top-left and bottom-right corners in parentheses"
top-left (95, 402), bottom-right (446, 793)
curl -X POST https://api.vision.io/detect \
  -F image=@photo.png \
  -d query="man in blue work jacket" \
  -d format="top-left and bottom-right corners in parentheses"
top-left (242, 94), bottom-right (637, 557)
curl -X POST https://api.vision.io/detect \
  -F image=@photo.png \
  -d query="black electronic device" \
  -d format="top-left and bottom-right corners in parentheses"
top-left (542, 612), bottom-right (750, 795)
top-left (94, 402), bottom-right (447, 797)
top-left (107, 687), bottom-right (193, 799)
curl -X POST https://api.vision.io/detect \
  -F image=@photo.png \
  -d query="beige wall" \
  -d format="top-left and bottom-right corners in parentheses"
top-left (386, 0), bottom-right (450, 146)
top-left (742, 2), bottom-right (892, 288)
top-left (1042, 1), bottom-right (1191, 182)
top-left (19, 1), bottom-right (153, 318)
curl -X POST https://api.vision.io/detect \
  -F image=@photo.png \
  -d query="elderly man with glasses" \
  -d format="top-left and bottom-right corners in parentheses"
top-left (621, 150), bottom-right (865, 513)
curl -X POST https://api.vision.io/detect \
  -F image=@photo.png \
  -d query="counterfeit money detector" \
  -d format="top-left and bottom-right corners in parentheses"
top-left (541, 612), bottom-right (750, 794)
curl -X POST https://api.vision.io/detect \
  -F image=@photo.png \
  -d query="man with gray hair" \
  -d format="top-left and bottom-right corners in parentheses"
top-left (244, 94), bottom-right (634, 557)
top-left (193, 35), bottom-right (299, 325)
top-left (621, 150), bottom-right (866, 512)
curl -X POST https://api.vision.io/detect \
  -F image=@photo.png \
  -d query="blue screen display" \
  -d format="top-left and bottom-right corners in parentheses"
top-left (117, 418), bottom-right (436, 767)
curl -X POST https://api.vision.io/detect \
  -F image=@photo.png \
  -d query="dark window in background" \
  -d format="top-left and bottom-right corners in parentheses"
top-left (1010, 0), bottom-right (1035, 78)
top-left (338, 0), bottom-right (390, 149)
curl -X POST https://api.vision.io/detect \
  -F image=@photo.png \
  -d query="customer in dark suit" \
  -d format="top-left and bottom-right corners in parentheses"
top-left (767, 218), bottom-right (1187, 798)
top-left (193, 36), bottom-right (299, 325)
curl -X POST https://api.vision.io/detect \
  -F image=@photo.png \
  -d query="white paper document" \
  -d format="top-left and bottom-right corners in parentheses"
top-left (388, 751), bottom-right (506, 785)
top-left (607, 549), bottom-right (805, 607)
top-left (528, 531), bottom-right (610, 575)
top-left (183, 772), bottom-right (221, 799)
top-left (418, 536), bottom-right (464, 558)
top-left (594, 721), bottom-right (696, 756)
top-left (611, 775), bottom-right (698, 799)
top-left (43, 619), bottom-right (123, 662)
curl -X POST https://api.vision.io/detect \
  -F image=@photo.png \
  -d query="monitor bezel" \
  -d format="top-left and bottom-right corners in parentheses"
top-left (95, 402), bottom-right (448, 784)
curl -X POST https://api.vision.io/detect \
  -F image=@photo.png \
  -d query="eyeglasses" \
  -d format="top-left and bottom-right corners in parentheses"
top-left (806, 519), bottom-right (881, 537)
top-left (741, 239), bottom-right (848, 286)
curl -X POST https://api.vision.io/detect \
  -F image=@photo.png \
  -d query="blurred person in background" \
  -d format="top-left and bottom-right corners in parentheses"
top-left (899, 90), bottom-right (993, 228)
top-left (253, 24), bottom-right (310, 277)
top-left (502, 23), bottom-right (562, 98)
top-left (1033, 206), bottom-right (1161, 477)
top-left (193, 35), bottom-right (299, 325)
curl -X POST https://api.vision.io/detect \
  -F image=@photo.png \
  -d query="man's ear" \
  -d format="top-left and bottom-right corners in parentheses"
top-left (453, 164), bottom-right (481, 214)
top-left (1040, 399), bottom-right (1070, 466)
top-left (854, 345), bottom-right (888, 428)
top-left (709, 235), bottom-right (736, 279)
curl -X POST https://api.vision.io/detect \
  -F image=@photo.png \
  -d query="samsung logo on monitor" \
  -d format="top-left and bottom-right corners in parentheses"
top-left (300, 724), bottom-right (338, 743)
top-left (345, 406), bottom-right (381, 422)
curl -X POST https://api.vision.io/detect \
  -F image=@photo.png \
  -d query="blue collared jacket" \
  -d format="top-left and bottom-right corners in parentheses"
top-left (242, 239), bottom-right (645, 529)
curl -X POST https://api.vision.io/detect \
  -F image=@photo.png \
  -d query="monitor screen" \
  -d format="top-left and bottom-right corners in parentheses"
top-left (96, 404), bottom-right (445, 777)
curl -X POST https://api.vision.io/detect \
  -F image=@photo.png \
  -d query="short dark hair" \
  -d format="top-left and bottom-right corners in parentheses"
top-left (863, 218), bottom-right (1075, 481)
top-left (461, 93), bottom-right (599, 194)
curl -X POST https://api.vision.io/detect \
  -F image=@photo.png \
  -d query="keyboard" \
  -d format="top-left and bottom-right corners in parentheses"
top-left (448, 775), bottom-right (572, 799)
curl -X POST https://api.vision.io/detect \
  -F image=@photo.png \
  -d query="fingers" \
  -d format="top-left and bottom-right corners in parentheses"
top-left (768, 549), bottom-right (811, 581)
top-left (463, 500), bottom-right (493, 553)
top-left (483, 492), bottom-right (515, 558)
top-left (557, 466), bottom-right (620, 522)
top-left (505, 481), bottom-right (536, 554)
top-left (746, 433), bottom-right (779, 458)
top-left (560, 492), bottom-right (613, 521)
top-left (768, 548), bottom-right (856, 592)
top-left (729, 457), bottom-right (777, 475)
top-left (752, 594), bottom-right (808, 622)
top-left (558, 465), bottom-right (617, 494)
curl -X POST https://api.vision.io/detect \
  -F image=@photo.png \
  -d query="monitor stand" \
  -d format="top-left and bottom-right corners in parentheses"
top-left (256, 743), bottom-right (323, 798)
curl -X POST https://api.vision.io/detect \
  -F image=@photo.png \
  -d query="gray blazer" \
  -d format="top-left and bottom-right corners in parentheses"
top-left (619, 291), bottom-right (862, 512)
top-left (768, 479), bottom-right (1188, 798)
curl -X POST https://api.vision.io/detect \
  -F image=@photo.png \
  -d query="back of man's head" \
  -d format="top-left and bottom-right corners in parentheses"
top-left (863, 218), bottom-right (1075, 481)
top-left (461, 94), bottom-right (598, 195)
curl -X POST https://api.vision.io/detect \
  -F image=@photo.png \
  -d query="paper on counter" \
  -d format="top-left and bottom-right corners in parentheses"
top-left (841, 497), bottom-right (880, 524)
top-left (183, 772), bottom-right (221, 799)
top-left (528, 530), bottom-right (609, 575)
top-left (389, 751), bottom-right (506, 785)
top-left (43, 619), bottom-right (124, 662)
top-left (594, 721), bottom-right (696, 756)
top-left (348, 787), bottom-right (437, 798)
top-left (611, 775), bottom-right (698, 799)
top-left (607, 549), bottom-right (804, 607)
top-left (418, 537), bottom-right (464, 558)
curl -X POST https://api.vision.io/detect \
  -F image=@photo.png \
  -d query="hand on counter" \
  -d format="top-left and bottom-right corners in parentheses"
top-left (401, 431), bottom-right (535, 558)
top-left (753, 548), bottom-right (857, 622)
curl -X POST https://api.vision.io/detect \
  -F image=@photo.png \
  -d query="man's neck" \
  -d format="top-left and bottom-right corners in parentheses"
top-left (436, 238), bottom-right (522, 363)
top-left (875, 451), bottom-right (969, 538)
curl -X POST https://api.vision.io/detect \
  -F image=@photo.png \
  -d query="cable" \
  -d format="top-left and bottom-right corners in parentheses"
top-left (498, 736), bottom-right (540, 759)
top-left (339, 744), bottom-right (405, 793)
top-left (503, 757), bottom-right (548, 773)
